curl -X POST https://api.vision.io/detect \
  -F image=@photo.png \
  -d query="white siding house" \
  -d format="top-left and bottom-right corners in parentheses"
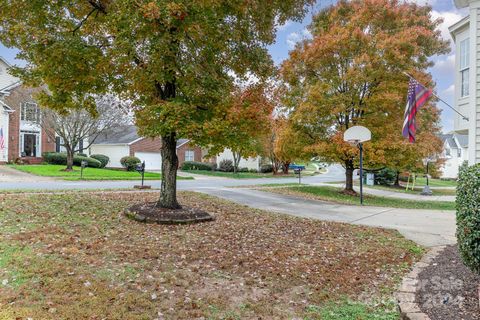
top-left (90, 125), bottom-right (201, 170)
top-left (90, 144), bottom-right (131, 168)
top-left (450, 0), bottom-right (480, 165)
top-left (215, 148), bottom-right (261, 171)
top-left (440, 133), bottom-right (468, 178)
top-left (0, 57), bottom-right (19, 92)
top-left (0, 57), bottom-right (19, 162)
top-left (0, 101), bottom-right (13, 162)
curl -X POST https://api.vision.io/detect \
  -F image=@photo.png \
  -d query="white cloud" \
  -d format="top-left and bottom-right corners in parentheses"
top-left (405, 0), bottom-right (437, 5)
top-left (277, 20), bottom-right (293, 31)
top-left (286, 32), bottom-right (300, 49)
top-left (430, 54), bottom-right (455, 76)
top-left (286, 28), bottom-right (312, 49)
top-left (302, 28), bottom-right (312, 39)
top-left (443, 84), bottom-right (454, 95)
top-left (430, 10), bottom-right (464, 43)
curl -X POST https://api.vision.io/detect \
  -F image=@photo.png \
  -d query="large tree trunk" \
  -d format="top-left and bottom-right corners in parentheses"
top-left (157, 133), bottom-right (180, 209)
top-left (394, 170), bottom-right (400, 187)
top-left (282, 161), bottom-right (290, 174)
top-left (232, 151), bottom-right (241, 174)
top-left (344, 159), bottom-right (355, 193)
top-left (65, 148), bottom-right (74, 171)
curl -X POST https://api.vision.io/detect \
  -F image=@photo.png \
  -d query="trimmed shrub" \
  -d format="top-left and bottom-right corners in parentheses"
top-left (77, 152), bottom-right (88, 157)
top-left (181, 161), bottom-right (214, 171)
top-left (456, 162), bottom-right (480, 275)
top-left (218, 159), bottom-right (234, 172)
top-left (374, 168), bottom-right (396, 186)
top-left (90, 154), bottom-right (110, 168)
top-left (120, 156), bottom-right (141, 171)
top-left (260, 164), bottom-right (273, 173)
top-left (249, 168), bottom-right (258, 173)
top-left (74, 156), bottom-right (102, 168)
top-left (43, 152), bottom-right (67, 165)
top-left (42, 152), bottom-right (101, 168)
top-left (238, 167), bottom-right (249, 173)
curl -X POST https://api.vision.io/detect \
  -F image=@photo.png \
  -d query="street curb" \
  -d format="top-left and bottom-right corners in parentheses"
top-left (395, 245), bottom-right (446, 320)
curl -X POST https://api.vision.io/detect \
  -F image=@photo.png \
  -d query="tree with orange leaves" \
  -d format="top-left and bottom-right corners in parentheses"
top-left (273, 117), bottom-right (309, 174)
top-left (208, 84), bottom-right (274, 173)
top-left (280, 0), bottom-right (448, 192)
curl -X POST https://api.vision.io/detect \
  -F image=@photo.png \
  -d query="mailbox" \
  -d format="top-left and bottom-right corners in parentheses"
top-left (289, 164), bottom-right (306, 172)
top-left (81, 160), bottom-right (88, 169)
top-left (136, 161), bottom-right (145, 173)
top-left (136, 161), bottom-right (146, 187)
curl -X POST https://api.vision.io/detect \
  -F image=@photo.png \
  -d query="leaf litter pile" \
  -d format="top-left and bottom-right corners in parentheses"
top-left (0, 191), bottom-right (422, 319)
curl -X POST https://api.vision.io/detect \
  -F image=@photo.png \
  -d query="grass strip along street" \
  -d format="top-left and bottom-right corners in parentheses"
top-left (8, 164), bottom-right (193, 181)
top-left (255, 185), bottom-right (455, 211)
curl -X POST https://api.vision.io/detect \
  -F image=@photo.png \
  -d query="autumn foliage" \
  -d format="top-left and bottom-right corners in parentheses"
top-left (0, 0), bottom-right (314, 208)
top-left (280, 0), bottom-right (449, 191)
top-left (207, 84), bottom-right (274, 172)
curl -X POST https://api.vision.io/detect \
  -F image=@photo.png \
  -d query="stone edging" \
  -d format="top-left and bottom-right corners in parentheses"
top-left (395, 246), bottom-right (446, 320)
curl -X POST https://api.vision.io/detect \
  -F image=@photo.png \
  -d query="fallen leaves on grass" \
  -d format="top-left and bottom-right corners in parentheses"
top-left (0, 191), bottom-right (421, 319)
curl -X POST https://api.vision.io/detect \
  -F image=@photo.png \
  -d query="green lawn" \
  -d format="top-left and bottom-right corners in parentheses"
top-left (353, 182), bottom-right (456, 196)
top-left (182, 169), bottom-right (308, 179)
top-left (8, 164), bottom-right (192, 181)
top-left (258, 185), bottom-right (455, 210)
top-left (404, 177), bottom-right (457, 187)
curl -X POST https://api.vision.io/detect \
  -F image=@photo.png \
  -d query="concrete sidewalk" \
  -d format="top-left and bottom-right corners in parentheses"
top-left (311, 182), bottom-right (456, 202)
top-left (197, 187), bottom-right (456, 247)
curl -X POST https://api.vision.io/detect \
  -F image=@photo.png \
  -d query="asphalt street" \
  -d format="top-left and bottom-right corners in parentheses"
top-left (0, 164), bottom-right (456, 247)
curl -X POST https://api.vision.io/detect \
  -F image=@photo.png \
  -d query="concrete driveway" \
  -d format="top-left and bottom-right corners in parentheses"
top-left (196, 187), bottom-right (456, 248)
top-left (0, 165), bottom-right (53, 182)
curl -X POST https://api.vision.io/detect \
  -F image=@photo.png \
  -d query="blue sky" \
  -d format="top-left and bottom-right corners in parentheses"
top-left (0, 0), bottom-right (466, 133)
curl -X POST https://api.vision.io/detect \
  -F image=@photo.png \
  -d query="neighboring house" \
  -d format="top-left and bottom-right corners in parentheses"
top-left (90, 125), bottom-right (202, 169)
top-left (449, 1), bottom-right (480, 165)
top-left (440, 132), bottom-right (468, 178)
top-left (0, 57), bottom-right (56, 164)
top-left (215, 148), bottom-right (263, 171)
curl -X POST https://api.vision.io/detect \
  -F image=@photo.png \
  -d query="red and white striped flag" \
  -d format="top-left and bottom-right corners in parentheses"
top-left (402, 78), bottom-right (432, 143)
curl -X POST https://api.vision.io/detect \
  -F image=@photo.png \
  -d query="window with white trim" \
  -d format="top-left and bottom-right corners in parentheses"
top-left (185, 150), bottom-right (195, 162)
top-left (460, 38), bottom-right (470, 97)
top-left (21, 102), bottom-right (40, 123)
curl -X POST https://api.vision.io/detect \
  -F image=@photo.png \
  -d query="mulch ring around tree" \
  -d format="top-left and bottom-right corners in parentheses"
top-left (125, 202), bottom-right (215, 224)
top-left (416, 245), bottom-right (480, 320)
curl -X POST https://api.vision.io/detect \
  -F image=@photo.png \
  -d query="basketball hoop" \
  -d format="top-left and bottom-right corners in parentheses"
top-left (343, 126), bottom-right (372, 205)
top-left (344, 126), bottom-right (371, 145)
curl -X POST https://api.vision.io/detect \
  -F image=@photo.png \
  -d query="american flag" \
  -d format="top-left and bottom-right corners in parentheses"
top-left (0, 128), bottom-right (4, 150)
top-left (402, 78), bottom-right (432, 143)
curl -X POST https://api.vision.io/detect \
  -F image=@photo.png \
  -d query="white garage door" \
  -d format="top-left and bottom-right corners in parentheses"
top-left (135, 152), bottom-right (162, 171)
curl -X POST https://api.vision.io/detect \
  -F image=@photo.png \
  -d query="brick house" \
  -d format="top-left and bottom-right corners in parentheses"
top-left (0, 57), bottom-right (55, 164)
top-left (90, 125), bottom-right (202, 169)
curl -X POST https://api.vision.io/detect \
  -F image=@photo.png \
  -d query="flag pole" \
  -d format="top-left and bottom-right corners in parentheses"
top-left (403, 72), bottom-right (469, 121)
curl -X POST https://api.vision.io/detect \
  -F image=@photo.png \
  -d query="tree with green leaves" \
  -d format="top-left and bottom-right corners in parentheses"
top-left (0, 0), bottom-right (313, 208)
